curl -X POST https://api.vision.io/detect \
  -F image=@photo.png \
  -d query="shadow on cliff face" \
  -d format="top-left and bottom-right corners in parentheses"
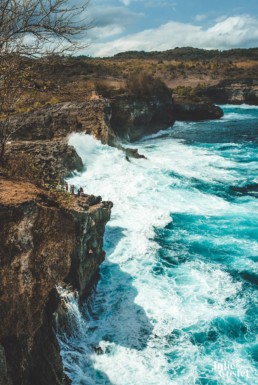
top-left (58, 225), bottom-right (154, 385)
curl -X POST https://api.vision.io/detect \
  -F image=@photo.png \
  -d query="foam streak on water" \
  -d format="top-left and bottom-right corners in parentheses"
top-left (58, 105), bottom-right (258, 385)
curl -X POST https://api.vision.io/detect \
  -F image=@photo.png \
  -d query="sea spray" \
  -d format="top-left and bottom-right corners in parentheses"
top-left (54, 286), bottom-right (84, 339)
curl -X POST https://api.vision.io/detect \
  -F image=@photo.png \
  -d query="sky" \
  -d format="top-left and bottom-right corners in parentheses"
top-left (83, 0), bottom-right (258, 57)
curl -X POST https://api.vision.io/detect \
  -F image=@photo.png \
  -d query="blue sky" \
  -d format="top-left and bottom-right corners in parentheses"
top-left (84, 0), bottom-right (258, 56)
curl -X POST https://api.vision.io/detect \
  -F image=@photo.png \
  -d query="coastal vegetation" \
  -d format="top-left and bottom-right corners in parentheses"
top-left (0, 0), bottom-right (91, 164)
top-left (1, 47), bottom-right (257, 115)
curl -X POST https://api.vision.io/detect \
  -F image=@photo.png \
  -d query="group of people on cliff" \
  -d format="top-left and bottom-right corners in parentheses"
top-left (57, 182), bottom-right (85, 197)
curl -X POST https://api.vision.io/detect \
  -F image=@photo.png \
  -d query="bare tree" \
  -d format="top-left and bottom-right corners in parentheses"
top-left (0, 0), bottom-right (91, 163)
top-left (0, 0), bottom-right (91, 55)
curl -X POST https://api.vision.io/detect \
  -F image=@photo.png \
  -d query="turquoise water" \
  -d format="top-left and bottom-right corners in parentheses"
top-left (59, 105), bottom-right (258, 385)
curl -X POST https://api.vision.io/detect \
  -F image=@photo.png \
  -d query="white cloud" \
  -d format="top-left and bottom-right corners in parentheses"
top-left (87, 6), bottom-right (142, 40)
top-left (195, 14), bottom-right (207, 22)
top-left (121, 0), bottom-right (174, 6)
top-left (87, 15), bottom-right (258, 57)
top-left (89, 25), bottom-right (124, 39)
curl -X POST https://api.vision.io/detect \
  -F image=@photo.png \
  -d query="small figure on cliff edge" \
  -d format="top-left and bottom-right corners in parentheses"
top-left (70, 185), bottom-right (75, 195)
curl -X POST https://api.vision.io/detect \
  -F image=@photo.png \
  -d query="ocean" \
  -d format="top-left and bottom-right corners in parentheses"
top-left (58, 104), bottom-right (258, 385)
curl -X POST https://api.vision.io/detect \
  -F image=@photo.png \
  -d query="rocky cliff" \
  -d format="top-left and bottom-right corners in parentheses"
top-left (0, 178), bottom-right (112, 385)
top-left (11, 95), bottom-right (176, 145)
top-left (9, 93), bottom-right (223, 157)
top-left (6, 100), bottom-right (117, 182)
top-left (0, 92), bottom-right (176, 384)
top-left (12, 100), bottom-right (116, 146)
top-left (110, 93), bottom-right (175, 141)
top-left (6, 139), bottom-right (83, 183)
top-left (174, 102), bottom-right (223, 121)
top-left (5, 94), bottom-right (176, 177)
top-left (202, 79), bottom-right (258, 105)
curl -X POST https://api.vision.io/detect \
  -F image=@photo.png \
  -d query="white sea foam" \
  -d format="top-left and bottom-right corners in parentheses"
top-left (62, 124), bottom-right (258, 385)
top-left (221, 112), bottom-right (254, 120)
top-left (138, 127), bottom-right (174, 141)
top-left (220, 104), bottom-right (258, 109)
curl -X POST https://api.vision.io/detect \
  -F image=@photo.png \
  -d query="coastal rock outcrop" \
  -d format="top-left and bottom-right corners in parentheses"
top-left (9, 94), bottom-right (222, 153)
top-left (174, 102), bottom-right (223, 121)
top-left (5, 94), bottom-right (175, 175)
top-left (11, 95), bottom-right (176, 145)
top-left (7, 139), bottom-right (83, 182)
top-left (202, 79), bottom-right (258, 105)
top-left (0, 178), bottom-right (112, 385)
top-left (110, 94), bottom-right (175, 142)
top-left (11, 100), bottom-right (117, 146)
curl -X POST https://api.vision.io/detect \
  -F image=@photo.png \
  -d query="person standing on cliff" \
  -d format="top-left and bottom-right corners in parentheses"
top-left (70, 185), bottom-right (75, 195)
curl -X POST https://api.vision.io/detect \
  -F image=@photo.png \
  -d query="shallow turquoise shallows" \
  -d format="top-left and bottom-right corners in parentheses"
top-left (59, 105), bottom-right (258, 385)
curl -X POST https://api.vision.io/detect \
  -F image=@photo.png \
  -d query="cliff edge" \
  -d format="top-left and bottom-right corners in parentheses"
top-left (0, 178), bottom-right (112, 385)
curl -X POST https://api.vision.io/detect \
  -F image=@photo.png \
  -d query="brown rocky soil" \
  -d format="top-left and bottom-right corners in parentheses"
top-left (0, 178), bottom-right (39, 205)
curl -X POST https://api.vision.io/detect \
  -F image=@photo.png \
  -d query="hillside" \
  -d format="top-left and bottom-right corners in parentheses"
top-left (111, 47), bottom-right (258, 61)
top-left (3, 47), bottom-right (256, 114)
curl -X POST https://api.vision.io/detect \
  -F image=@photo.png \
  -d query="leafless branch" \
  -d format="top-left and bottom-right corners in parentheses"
top-left (0, 0), bottom-right (92, 55)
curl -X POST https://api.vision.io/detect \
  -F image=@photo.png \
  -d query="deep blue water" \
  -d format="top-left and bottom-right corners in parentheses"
top-left (59, 104), bottom-right (258, 385)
